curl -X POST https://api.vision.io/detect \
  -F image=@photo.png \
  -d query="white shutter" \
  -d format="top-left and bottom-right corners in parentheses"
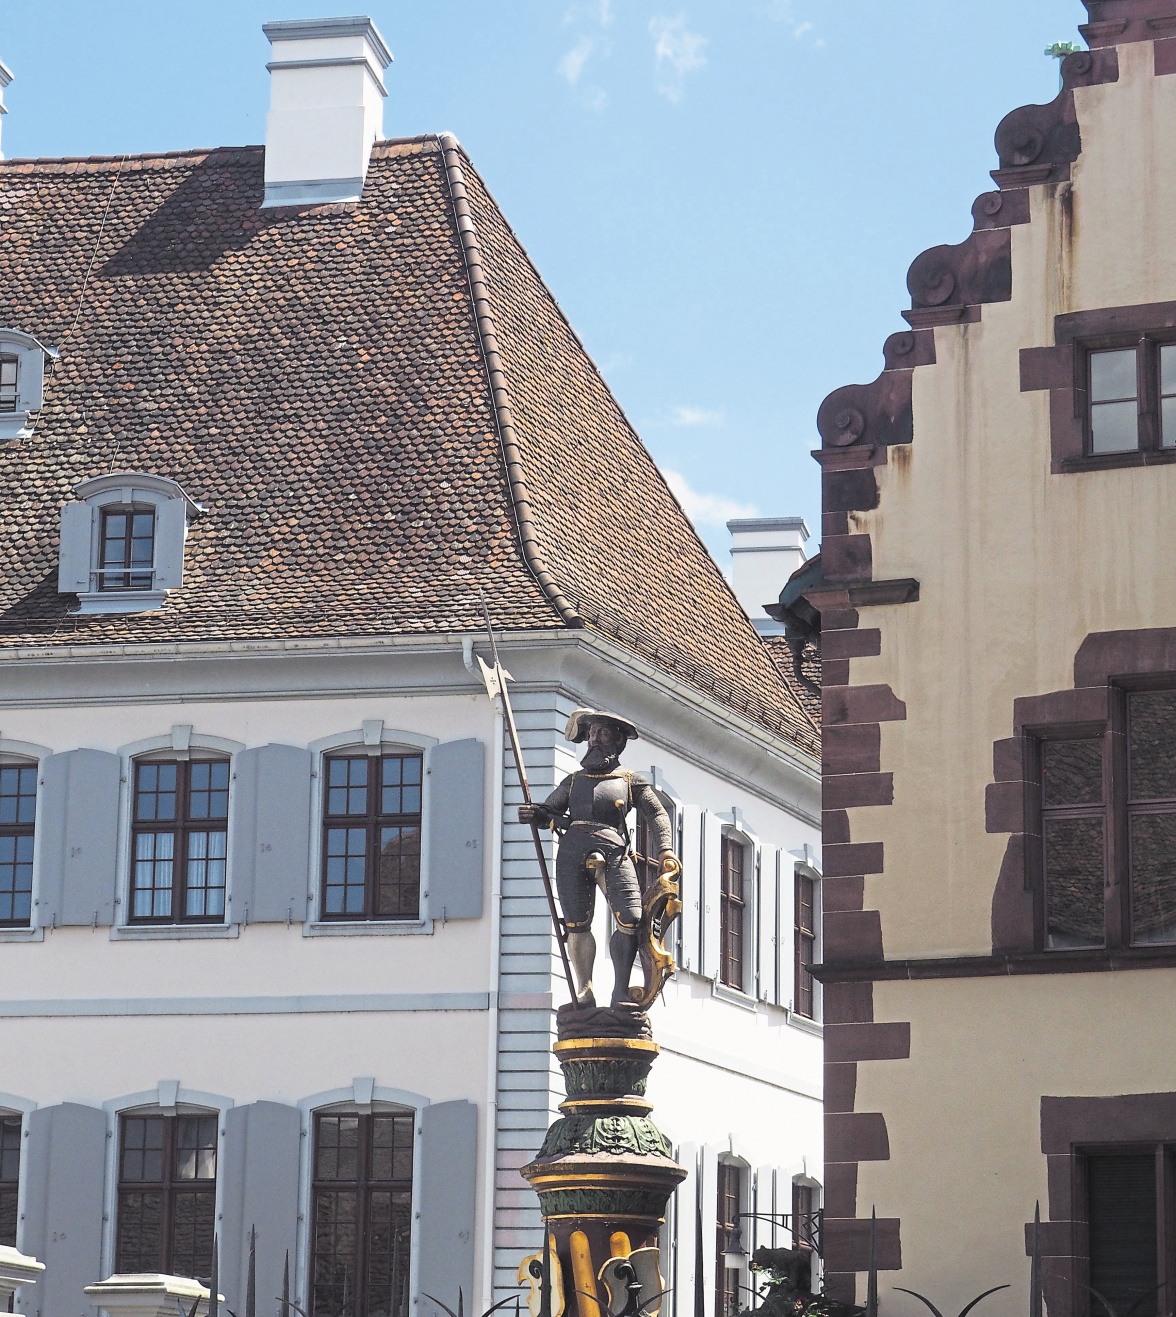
top-left (57, 502), bottom-right (92, 593)
top-left (153, 496), bottom-right (188, 591)
top-left (678, 805), bottom-right (702, 973)
top-left (782, 862), bottom-right (797, 1011)
top-left (37, 749), bottom-right (121, 928)
top-left (759, 848), bottom-right (780, 1004)
top-left (419, 1101), bottom-right (478, 1312)
top-left (674, 1141), bottom-right (699, 1317)
top-left (231, 744), bottom-right (313, 924)
top-left (699, 1145), bottom-right (719, 1309)
top-left (425, 739), bottom-right (485, 920)
top-left (701, 813), bottom-right (723, 981)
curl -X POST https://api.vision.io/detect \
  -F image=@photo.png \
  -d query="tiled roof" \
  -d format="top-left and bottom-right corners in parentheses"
top-left (0, 135), bottom-right (818, 759)
top-left (761, 634), bottom-right (822, 725)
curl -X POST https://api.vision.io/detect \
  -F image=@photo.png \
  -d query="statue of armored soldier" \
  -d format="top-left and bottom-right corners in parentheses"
top-left (519, 708), bottom-right (678, 1008)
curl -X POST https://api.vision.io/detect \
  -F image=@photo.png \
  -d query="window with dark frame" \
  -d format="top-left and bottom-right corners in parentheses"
top-left (795, 870), bottom-right (816, 1018)
top-left (1040, 689), bottom-right (1176, 950)
top-left (116, 1113), bottom-right (217, 1280)
top-left (1081, 1147), bottom-right (1169, 1317)
top-left (715, 1161), bottom-right (743, 1317)
top-left (635, 810), bottom-right (660, 894)
top-left (0, 357), bottom-right (16, 415)
top-left (131, 758), bottom-right (229, 923)
top-left (0, 1114), bottom-right (19, 1249)
top-left (321, 754), bottom-right (422, 920)
top-left (719, 836), bottom-right (746, 990)
top-left (100, 506), bottom-right (156, 591)
top-left (791, 1181), bottom-right (815, 1252)
top-left (0, 762), bottom-right (36, 928)
top-left (310, 1110), bottom-right (414, 1317)
top-left (1085, 340), bottom-right (1176, 456)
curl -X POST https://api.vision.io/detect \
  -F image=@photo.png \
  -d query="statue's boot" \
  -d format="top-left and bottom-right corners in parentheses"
top-left (609, 928), bottom-right (641, 1006)
top-left (568, 929), bottom-right (596, 1008)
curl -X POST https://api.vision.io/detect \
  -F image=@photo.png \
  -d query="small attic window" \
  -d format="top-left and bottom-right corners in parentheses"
top-left (0, 329), bottom-right (57, 441)
top-left (58, 473), bottom-right (201, 615)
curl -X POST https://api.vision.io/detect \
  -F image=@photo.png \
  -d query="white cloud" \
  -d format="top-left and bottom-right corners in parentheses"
top-left (582, 85), bottom-right (609, 111)
top-left (598, 0), bottom-right (615, 25)
top-left (763, 0), bottom-right (821, 45)
top-left (558, 36), bottom-right (596, 85)
top-left (663, 469), bottom-right (760, 528)
top-left (649, 15), bottom-right (708, 102)
top-left (793, 20), bottom-right (813, 37)
top-left (671, 405), bottom-right (724, 427)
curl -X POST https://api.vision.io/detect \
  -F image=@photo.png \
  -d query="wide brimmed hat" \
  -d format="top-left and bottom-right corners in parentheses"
top-left (564, 708), bottom-right (640, 744)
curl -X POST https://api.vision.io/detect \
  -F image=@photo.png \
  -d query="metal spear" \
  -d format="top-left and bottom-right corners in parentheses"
top-left (477, 597), bottom-right (577, 1000)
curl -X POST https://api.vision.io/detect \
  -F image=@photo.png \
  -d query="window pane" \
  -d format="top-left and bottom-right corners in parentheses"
top-left (312, 1190), bottom-right (358, 1317)
top-left (1130, 692), bottom-right (1176, 801)
top-left (376, 825), bottom-right (421, 918)
top-left (1131, 813), bottom-right (1176, 945)
top-left (366, 1190), bottom-right (412, 1317)
top-left (189, 760), bottom-right (229, 821)
top-left (171, 1189), bottom-right (215, 1281)
top-left (1090, 348), bottom-right (1138, 402)
top-left (0, 834), bottom-right (34, 925)
top-left (1162, 395), bottom-right (1176, 448)
top-left (316, 1115), bottom-right (360, 1182)
top-left (1088, 1154), bottom-right (1158, 1317)
top-left (1044, 816), bottom-right (1105, 948)
top-left (121, 1115), bottom-right (166, 1182)
top-left (1091, 399), bottom-right (1140, 453)
top-left (133, 832), bottom-right (175, 920)
top-left (0, 1118), bottom-right (20, 1186)
top-left (0, 764), bottom-right (36, 825)
top-left (175, 1116), bottom-right (218, 1181)
top-left (1043, 738), bottom-right (1104, 806)
top-left (117, 1190), bottom-right (164, 1273)
top-left (186, 830), bottom-right (227, 919)
top-left (325, 828), bottom-right (367, 915)
top-left (1161, 344), bottom-right (1176, 396)
top-left (136, 761), bottom-right (177, 821)
top-left (371, 1114), bottom-right (414, 1183)
top-left (381, 755), bottom-right (423, 816)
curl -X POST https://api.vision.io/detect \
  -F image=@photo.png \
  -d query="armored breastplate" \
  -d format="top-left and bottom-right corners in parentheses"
top-left (568, 771), bottom-right (630, 828)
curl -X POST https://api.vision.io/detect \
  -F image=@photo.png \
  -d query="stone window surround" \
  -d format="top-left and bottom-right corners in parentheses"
top-left (1021, 300), bottom-right (1176, 473)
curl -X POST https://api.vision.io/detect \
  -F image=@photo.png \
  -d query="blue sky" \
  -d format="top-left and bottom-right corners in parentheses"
top-left (2, 0), bottom-right (1080, 567)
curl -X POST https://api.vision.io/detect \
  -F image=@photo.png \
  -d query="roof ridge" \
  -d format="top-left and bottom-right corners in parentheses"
top-left (436, 131), bottom-right (581, 629)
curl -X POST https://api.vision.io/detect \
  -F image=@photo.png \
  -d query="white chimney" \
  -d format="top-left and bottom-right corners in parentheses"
top-left (0, 60), bottom-right (13, 161)
top-left (261, 16), bottom-right (392, 208)
top-left (727, 516), bottom-right (810, 633)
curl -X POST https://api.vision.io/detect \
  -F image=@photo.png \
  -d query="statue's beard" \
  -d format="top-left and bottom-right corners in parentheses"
top-left (581, 745), bottom-right (620, 772)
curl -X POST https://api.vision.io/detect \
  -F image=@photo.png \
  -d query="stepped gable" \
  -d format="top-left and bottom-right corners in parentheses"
top-left (0, 135), bottom-right (817, 756)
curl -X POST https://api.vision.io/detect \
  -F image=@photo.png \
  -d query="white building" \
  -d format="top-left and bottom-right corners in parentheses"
top-left (0, 21), bottom-right (822, 1317)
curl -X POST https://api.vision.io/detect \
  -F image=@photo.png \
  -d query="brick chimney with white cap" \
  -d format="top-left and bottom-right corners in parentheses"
top-left (261, 15), bottom-right (392, 209)
top-left (0, 60), bottom-right (13, 161)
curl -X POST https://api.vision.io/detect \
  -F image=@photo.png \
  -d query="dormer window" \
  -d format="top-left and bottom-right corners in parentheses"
top-left (58, 472), bottom-right (201, 614)
top-left (100, 507), bottom-right (156, 591)
top-left (0, 329), bottom-right (57, 441)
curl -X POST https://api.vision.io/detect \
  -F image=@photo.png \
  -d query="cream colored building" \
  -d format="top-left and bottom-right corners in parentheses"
top-left (780, 0), bottom-right (1176, 1310)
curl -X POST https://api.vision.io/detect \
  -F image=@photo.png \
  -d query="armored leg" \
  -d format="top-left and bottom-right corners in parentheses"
top-left (568, 930), bottom-right (597, 1008)
top-left (555, 831), bottom-right (601, 1007)
top-left (605, 851), bottom-right (644, 1007)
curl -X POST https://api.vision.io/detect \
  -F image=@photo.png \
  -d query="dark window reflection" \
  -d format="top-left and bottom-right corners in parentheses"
top-left (1043, 739), bottom-right (1104, 806)
top-left (1131, 814), bottom-right (1176, 944)
top-left (1045, 816), bottom-right (1105, 948)
top-left (1130, 692), bottom-right (1176, 801)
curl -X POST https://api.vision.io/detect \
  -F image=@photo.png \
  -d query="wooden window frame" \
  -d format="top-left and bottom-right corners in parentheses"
top-left (715, 1161), bottom-right (743, 1317)
top-left (794, 869), bottom-right (817, 1019)
top-left (0, 356), bottom-right (17, 415)
top-left (115, 1111), bottom-right (218, 1280)
top-left (719, 836), bottom-right (746, 991)
top-left (1078, 334), bottom-right (1176, 459)
top-left (309, 1110), bottom-right (415, 1317)
top-left (130, 756), bottom-right (230, 925)
top-left (0, 760), bottom-right (36, 929)
top-left (320, 753), bottom-right (423, 922)
top-left (99, 505), bottom-right (156, 592)
top-left (1036, 684), bottom-right (1176, 952)
top-left (0, 1113), bottom-right (19, 1250)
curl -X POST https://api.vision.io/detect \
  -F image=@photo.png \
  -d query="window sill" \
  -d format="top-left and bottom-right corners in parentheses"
top-left (111, 921), bottom-right (240, 941)
top-left (73, 589), bottom-right (170, 615)
top-left (710, 980), bottom-right (760, 1012)
top-left (0, 924), bottom-right (43, 943)
top-left (305, 918), bottom-right (433, 937)
top-left (1060, 448), bottom-right (1176, 473)
top-left (785, 1008), bottom-right (823, 1037)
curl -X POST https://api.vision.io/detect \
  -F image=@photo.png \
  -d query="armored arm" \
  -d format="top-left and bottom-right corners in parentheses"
top-left (631, 776), bottom-right (675, 858)
top-left (518, 772), bottom-right (573, 828)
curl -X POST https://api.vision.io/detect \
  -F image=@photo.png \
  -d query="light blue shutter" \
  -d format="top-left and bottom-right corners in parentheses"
top-left (418, 1101), bottom-right (478, 1311)
top-left (701, 814), bottom-right (723, 980)
top-left (231, 745), bottom-right (312, 924)
top-left (220, 1102), bottom-right (301, 1315)
top-left (57, 502), bottom-right (91, 593)
top-left (673, 1141), bottom-right (698, 1317)
top-left (37, 749), bottom-right (121, 928)
top-left (153, 496), bottom-right (188, 592)
top-left (424, 740), bottom-right (485, 920)
top-left (20, 1103), bottom-right (106, 1317)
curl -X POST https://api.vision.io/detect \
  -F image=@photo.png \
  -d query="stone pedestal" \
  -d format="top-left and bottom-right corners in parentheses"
top-left (521, 1005), bottom-right (687, 1310)
top-left (84, 1274), bottom-right (223, 1317)
top-left (0, 1246), bottom-right (44, 1307)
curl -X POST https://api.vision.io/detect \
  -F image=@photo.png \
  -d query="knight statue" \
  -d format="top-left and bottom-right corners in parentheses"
top-left (518, 707), bottom-right (681, 1008)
